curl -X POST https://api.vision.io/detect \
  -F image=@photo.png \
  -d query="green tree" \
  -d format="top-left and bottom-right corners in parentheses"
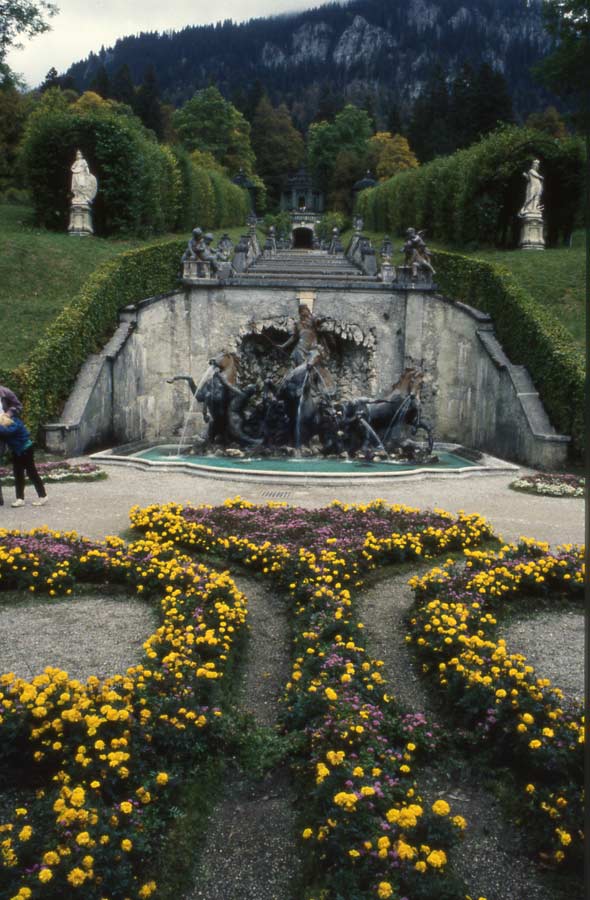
top-left (526, 106), bottom-right (568, 138)
top-left (89, 64), bottom-right (111, 100)
top-left (40, 65), bottom-right (59, 92)
top-left (0, 0), bottom-right (57, 83)
top-left (535, 0), bottom-right (590, 132)
top-left (173, 85), bottom-right (255, 175)
top-left (251, 94), bottom-right (304, 205)
top-left (308, 104), bottom-right (373, 198)
top-left (111, 63), bottom-right (136, 108)
top-left (0, 80), bottom-right (29, 188)
top-left (135, 65), bottom-right (164, 139)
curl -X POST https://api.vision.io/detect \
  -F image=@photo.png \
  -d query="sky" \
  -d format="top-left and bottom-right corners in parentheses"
top-left (6, 0), bottom-right (338, 88)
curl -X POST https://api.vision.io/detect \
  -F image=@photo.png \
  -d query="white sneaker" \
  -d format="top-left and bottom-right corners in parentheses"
top-left (32, 497), bottom-right (48, 507)
top-left (11, 499), bottom-right (25, 508)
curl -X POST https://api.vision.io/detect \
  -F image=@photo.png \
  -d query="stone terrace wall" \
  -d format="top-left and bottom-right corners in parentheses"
top-left (45, 284), bottom-right (569, 469)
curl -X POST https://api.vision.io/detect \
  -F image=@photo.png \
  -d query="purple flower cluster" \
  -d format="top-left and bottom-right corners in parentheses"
top-left (182, 503), bottom-right (453, 555)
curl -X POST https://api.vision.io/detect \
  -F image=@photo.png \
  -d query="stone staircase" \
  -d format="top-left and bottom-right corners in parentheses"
top-left (233, 249), bottom-right (382, 287)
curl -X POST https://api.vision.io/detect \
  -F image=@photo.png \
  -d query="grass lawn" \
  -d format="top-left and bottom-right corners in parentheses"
top-left (0, 204), bottom-right (146, 370)
top-left (0, 204), bottom-right (253, 371)
top-left (436, 230), bottom-right (586, 351)
top-left (350, 227), bottom-right (585, 351)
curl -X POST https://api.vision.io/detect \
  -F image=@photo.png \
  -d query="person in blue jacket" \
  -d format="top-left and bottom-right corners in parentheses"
top-left (0, 412), bottom-right (47, 508)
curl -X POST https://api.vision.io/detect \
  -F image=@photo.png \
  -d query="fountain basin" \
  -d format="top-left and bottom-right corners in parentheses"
top-left (91, 442), bottom-right (518, 483)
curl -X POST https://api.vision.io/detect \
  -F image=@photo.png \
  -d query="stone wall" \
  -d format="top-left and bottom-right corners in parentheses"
top-left (44, 283), bottom-right (569, 468)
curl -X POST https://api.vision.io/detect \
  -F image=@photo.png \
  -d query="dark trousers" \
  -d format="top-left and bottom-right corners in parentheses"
top-left (13, 446), bottom-right (46, 500)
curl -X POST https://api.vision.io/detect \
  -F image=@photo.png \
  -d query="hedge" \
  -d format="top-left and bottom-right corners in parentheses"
top-left (20, 93), bottom-right (249, 238)
top-left (10, 239), bottom-right (184, 439)
top-left (433, 249), bottom-right (585, 459)
top-left (357, 125), bottom-right (584, 248)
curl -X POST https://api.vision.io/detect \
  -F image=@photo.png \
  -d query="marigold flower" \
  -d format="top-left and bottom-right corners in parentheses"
top-left (377, 883), bottom-right (393, 899)
top-left (432, 799), bottom-right (450, 816)
top-left (156, 772), bottom-right (169, 785)
top-left (38, 868), bottom-right (53, 883)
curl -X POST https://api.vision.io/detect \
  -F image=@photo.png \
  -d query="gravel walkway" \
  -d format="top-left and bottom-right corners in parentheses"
top-left (358, 569), bottom-right (577, 900)
top-left (1, 462), bottom-right (584, 547)
top-left (501, 610), bottom-right (584, 705)
top-left (185, 575), bottom-right (301, 900)
top-left (0, 592), bottom-right (155, 682)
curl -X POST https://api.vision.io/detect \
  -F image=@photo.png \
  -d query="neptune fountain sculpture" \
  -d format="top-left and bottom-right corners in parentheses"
top-left (168, 305), bottom-right (435, 464)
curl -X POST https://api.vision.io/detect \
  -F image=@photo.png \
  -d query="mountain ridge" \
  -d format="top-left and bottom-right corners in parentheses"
top-left (63, 0), bottom-right (554, 124)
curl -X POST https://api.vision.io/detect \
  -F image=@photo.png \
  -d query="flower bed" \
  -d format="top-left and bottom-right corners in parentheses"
top-left (0, 461), bottom-right (106, 485)
top-left (130, 498), bottom-right (496, 899)
top-left (509, 472), bottom-right (584, 498)
top-left (0, 527), bottom-right (247, 900)
top-left (406, 539), bottom-right (584, 869)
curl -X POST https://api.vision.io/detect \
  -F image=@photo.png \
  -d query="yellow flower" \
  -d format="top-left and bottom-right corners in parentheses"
top-left (426, 849), bottom-right (447, 868)
top-left (377, 882), bottom-right (393, 899)
top-left (67, 867), bottom-right (87, 887)
top-left (302, 828), bottom-right (313, 839)
top-left (138, 883), bottom-right (157, 898)
top-left (120, 801), bottom-right (133, 814)
top-left (432, 799), bottom-right (450, 816)
top-left (39, 868), bottom-right (53, 883)
top-left (324, 687), bottom-right (337, 701)
top-left (396, 839), bottom-right (416, 860)
top-left (156, 772), bottom-right (169, 785)
top-left (121, 838), bottom-right (132, 851)
top-left (43, 851), bottom-right (60, 866)
top-left (18, 826), bottom-right (32, 841)
top-left (452, 815), bottom-right (467, 829)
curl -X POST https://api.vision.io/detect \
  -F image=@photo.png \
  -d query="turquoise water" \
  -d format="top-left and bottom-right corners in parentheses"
top-left (133, 446), bottom-right (477, 474)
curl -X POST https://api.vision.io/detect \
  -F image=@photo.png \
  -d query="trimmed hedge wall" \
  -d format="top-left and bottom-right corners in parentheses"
top-left (433, 249), bottom-right (585, 459)
top-left (20, 96), bottom-right (249, 237)
top-left (11, 239), bottom-right (184, 439)
top-left (357, 126), bottom-right (584, 248)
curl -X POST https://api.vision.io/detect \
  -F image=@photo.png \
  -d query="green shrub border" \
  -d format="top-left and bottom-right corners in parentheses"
top-left (1, 239), bottom-right (185, 440)
top-left (433, 249), bottom-right (585, 458)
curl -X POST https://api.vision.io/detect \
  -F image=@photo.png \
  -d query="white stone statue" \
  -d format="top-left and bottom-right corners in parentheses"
top-left (519, 158), bottom-right (543, 216)
top-left (69, 150), bottom-right (98, 236)
top-left (71, 150), bottom-right (98, 205)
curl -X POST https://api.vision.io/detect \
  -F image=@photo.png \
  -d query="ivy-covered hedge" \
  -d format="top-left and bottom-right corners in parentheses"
top-left (357, 125), bottom-right (584, 248)
top-left (433, 249), bottom-right (585, 458)
top-left (11, 239), bottom-right (184, 438)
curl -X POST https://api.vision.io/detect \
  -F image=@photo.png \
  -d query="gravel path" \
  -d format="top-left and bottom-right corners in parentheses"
top-left (0, 593), bottom-right (155, 682)
top-left (501, 610), bottom-right (584, 705)
top-left (358, 569), bottom-right (574, 900)
top-left (2, 462), bottom-right (584, 547)
top-left (185, 574), bottom-right (301, 900)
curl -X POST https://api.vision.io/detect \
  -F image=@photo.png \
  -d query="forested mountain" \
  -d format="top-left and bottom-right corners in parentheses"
top-left (62, 0), bottom-right (554, 127)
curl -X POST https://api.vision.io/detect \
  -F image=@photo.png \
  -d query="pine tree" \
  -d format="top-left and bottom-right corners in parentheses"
top-left (111, 64), bottom-right (136, 108)
top-left (89, 64), bottom-right (111, 99)
top-left (40, 66), bottom-right (60, 92)
top-left (135, 65), bottom-right (164, 139)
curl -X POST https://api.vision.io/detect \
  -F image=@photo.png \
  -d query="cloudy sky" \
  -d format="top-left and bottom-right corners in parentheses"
top-left (7, 0), bottom-right (337, 88)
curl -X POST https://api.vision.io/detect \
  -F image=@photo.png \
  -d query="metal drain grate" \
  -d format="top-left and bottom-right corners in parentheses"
top-left (259, 490), bottom-right (293, 499)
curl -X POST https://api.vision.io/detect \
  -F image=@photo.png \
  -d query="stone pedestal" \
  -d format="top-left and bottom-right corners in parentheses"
top-left (68, 202), bottom-right (93, 237)
top-left (519, 213), bottom-right (545, 250)
top-left (380, 260), bottom-right (395, 283)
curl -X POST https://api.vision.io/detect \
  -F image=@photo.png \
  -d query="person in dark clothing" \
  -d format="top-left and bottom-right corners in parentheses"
top-left (0, 385), bottom-right (23, 417)
top-left (0, 413), bottom-right (47, 507)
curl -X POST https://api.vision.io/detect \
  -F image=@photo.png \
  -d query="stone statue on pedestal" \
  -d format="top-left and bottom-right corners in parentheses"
top-left (68, 150), bottom-right (98, 237)
top-left (518, 158), bottom-right (545, 250)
